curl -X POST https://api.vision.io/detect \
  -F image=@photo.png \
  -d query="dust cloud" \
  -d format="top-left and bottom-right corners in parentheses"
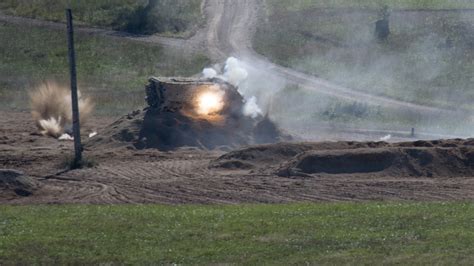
top-left (29, 81), bottom-right (94, 138)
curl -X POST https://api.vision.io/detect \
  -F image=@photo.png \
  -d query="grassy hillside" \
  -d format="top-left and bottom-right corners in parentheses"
top-left (268, 0), bottom-right (474, 12)
top-left (0, 23), bottom-right (209, 115)
top-left (256, 1), bottom-right (474, 110)
top-left (1, 203), bottom-right (473, 264)
top-left (0, 0), bottom-right (203, 37)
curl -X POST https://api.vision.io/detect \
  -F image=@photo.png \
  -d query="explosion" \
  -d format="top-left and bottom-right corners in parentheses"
top-left (195, 85), bottom-right (225, 116)
top-left (29, 81), bottom-right (94, 138)
top-left (201, 57), bottom-right (264, 119)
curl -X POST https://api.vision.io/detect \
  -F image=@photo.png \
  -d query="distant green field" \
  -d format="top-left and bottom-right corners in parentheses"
top-left (270, 84), bottom-right (471, 136)
top-left (268, 0), bottom-right (474, 13)
top-left (0, 0), bottom-right (203, 36)
top-left (0, 23), bottom-right (209, 115)
top-left (0, 203), bottom-right (473, 264)
top-left (0, 0), bottom-right (141, 25)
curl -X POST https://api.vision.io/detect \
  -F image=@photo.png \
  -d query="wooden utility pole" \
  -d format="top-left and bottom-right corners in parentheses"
top-left (66, 8), bottom-right (82, 165)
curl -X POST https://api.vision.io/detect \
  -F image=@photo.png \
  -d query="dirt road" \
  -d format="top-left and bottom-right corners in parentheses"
top-left (203, 0), bottom-right (463, 116)
top-left (0, 2), bottom-right (463, 117)
top-left (0, 12), bottom-right (203, 52)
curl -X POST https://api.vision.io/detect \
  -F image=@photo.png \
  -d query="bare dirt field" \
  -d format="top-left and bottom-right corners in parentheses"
top-left (1, 110), bottom-right (473, 204)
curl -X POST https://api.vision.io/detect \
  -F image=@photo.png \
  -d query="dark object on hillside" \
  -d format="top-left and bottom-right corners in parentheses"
top-left (118, 0), bottom-right (190, 35)
top-left (0, 169), bottom-right (38, 197)
top-left (88, 77), bottom-right (290, 151)
top-left (375, 19), bottom-right (390, 40)
top-left (375, 6), bottom-right (390, 41)
top-left (120, 0), bottom-right (158, 34)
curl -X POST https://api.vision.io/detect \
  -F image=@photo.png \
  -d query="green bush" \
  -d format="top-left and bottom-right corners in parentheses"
top-left (119, 0), bottom-right (203, 35)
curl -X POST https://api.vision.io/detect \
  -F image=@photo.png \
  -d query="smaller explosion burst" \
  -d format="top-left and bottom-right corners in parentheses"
top-left (29, 81), bottom-right (94, 138)
top-left (201, 57), bottom-right (264, 119)
top-left (195, 85), bottom-right (225, 116)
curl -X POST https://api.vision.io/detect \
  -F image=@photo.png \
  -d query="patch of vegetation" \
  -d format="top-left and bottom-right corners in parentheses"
top-left (118, 0), bottom-right (204, 36)
top-left (0, 0), bottom-right (203, 36)
top-left (321, 101), bottom-right (382, 121)
top-left (272, 85), bottom-right (385, 124)
top-left (270, 85), bottom-right (469, 135)
top-left (255, 2), bottom-right (474, 110)
top-left (0, 203), bottom-right (473, 264)
top-left (0, 23), bottom-right (210, 116)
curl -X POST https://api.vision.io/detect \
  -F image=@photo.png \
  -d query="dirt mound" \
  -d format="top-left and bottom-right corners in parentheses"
top-left (210, 142), bottom-right (320, 170)
top-left (87, 108), bottom-right (289, 151)
top-left (212, 139), bottom-right (474, 178)
top-left (86, 110), bottom-right (144, 150)
top-left (211, 141), bottom-right (395, 170)
top-left (278, 147), bottom-right (472, 177)
top-left (286, 148), bottom-right (397, 175)
top-left (0, 169), bottom-right (38, 197)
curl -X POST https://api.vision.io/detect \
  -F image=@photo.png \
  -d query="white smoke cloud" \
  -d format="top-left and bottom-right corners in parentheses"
top-left (202, 57), bottom-right (265, 119)
top-left (202, 68), bottom-right (217, 79)
top-left (243, 96), bottom-right (263, 118)
top-left (221, 57), bottom-right (263, 118)
top-left (380, 134), bottom-right (392, 141)
top-left (223, 57), bottom-right (248, 87)
top-left (224, 57), bottom-right (240, 70)
top-left (58, 133), bottom-right (74, 141)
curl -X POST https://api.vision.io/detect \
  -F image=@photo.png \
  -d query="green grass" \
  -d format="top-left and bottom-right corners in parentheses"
top-left (0, 203), bottom-right (473, 264)
top-left (0, 0), bottom-right (204, 37)
top-left (270, 85), bottom-right (470, 135)
top-left (268, 0), bottom-right (474, 12)
top-left (255, 2), bottom-right (474, 111)
top-left (0, 22), bottom-right (210, 115)
top-left (0, 0), bottom-right (141, 26)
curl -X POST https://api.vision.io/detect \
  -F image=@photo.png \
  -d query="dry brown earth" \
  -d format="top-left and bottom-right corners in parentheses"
top-left (1, 111), bottom-right (473, 204)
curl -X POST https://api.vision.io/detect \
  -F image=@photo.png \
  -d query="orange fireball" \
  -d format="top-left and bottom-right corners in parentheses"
top-left (195, 85), bottom-right (225, 116)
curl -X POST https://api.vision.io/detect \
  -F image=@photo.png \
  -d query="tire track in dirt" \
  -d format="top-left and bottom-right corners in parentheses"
top-left (4, 112), bottom-right (473, 204)
top-left (25, 154), bottom-right (221, 204)
top-left (6, 160), bottom-right (474, 204)
top-left (14, 142), bottom-right (472, 204)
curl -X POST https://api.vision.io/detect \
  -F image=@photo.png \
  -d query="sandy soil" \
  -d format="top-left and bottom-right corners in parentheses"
top-left (1, 111), bottom-right (473, 204)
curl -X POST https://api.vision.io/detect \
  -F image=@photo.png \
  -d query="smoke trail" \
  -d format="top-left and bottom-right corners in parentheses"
top-left (223, 57), bottom-right (248, 87)
top-left (243, 96), bottom-right (263, 118)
